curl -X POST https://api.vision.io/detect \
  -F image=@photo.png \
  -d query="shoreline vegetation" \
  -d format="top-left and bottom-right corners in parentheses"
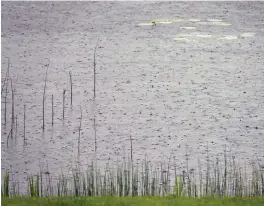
top-left (1, 149), bottom-right (264, 198)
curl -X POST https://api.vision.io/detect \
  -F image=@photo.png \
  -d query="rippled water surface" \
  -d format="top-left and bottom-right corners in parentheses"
top-left (1, 1), bottom-right (264, 192)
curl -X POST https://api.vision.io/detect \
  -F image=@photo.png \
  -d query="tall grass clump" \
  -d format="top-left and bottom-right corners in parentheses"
top-left (2, 147), bottom-right (264, 198)
top-left (2, 171), bottom-right (10, 197)
top-left (28, 174), bottom-right (40, 197)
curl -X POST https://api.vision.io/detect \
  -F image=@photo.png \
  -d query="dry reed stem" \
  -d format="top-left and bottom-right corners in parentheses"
top-left (42, 69), bottom-right (48, 131)
top-left (3, 58), bottom-right (10, 126)
top-left (69, 71), bottom-right (73, 108)
top-left (93, 38), bottom-right (99, 196)
top-left (62, 89), bottom-right (66, 120)
top-left (1, 57), bottom-right (10, 93)
top-left (24, 105), bottom-right (26, 145)
top-left (78, 105), bottom-right (83, 161)
top-left (93, 37), bottom-right (99, 100)
top-left (10, 78), bottom-right (15, 139)
top-left (51, 95), bottom-right (54, 126)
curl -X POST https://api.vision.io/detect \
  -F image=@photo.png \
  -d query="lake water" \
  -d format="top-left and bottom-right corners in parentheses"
top-left (1, 1), bottom-right (264, 194)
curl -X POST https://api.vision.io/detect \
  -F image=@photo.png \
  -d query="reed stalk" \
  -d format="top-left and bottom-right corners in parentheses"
top-left (50, 95), bottom-right (53, 126)
top-left (24, 105), bottom-right (26, 145)
top-left (42, 69), bottom-right (48, 131)
top-left (78, 106), bottom-right (82, 161)
top-left (3, 57), bottom-right (10, 127)
top-left (69, 71), bottom-right (73, 108)
top-left (93, 38), bottom-right (99, 100)
top-left (10, 78), bottom-right (15, 139)
top-left (62, 89), bottom-right (66, 121)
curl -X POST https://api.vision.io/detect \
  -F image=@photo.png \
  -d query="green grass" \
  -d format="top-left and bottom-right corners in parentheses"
top-left (2, 153), bottom-right (264, 198)
top-left (2, 196), bottom-right (264, 206)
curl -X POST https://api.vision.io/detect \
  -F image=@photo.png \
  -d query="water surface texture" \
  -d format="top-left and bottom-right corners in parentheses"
top-left (1, 1), bottom-right (264, 191)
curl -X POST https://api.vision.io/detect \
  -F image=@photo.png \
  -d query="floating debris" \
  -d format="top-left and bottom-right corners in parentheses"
top-left (176, 33), bottom-right (194, 37)
top-left (158, 21), bottom-right (173, 24)
top-left (154, 19), bottom-right (184, 23)
top-left (174, 37), bottom-right (190, 42)
top-left (219, 35), bottom-right (238, 40)
top-left (240, 32), bottom-right (255, 38)
top-left (196, 34), bottom-right (212, 38)
top-left (136, 23), bottom-right (153, 26)
top-left (198, 21), bottom-right (231, 26)
top-left (212, 22), bottom-right (232, 26)
top-left (188, 19), bottom-right (200, 22)
top-left (180, 26), bottom-right (196, 30)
